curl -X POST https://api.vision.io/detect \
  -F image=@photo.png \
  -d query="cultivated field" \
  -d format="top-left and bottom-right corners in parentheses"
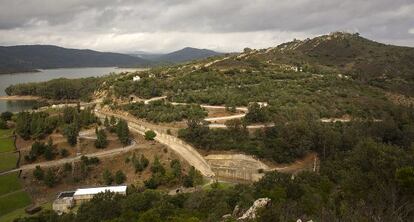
top-left (0, 191), bottom-right (31, 216)
top-left (0, 172), bottom-right (22, 196)
top-left (0, 152), bottom-right (18, 172)
top-left (0, 128), bottom-right (32, 220)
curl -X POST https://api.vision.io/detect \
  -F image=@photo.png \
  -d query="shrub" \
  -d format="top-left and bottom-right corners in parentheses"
top-left (145, 130), bottom-right (156, 140)
top-left (103, 169), bottom-right (113, 185)
top-left (115, 170), bottom-right (126, 184)
top-left (33, 166), bottom-right (44, 180)
top-left (60, 149), bottom-right (69, 157)
top-left (0, 111), bottom-right (13, 121)
top-left (44, 169), bottom-right (57, 187)
top-left (0, 119), bottom-right (7, 129)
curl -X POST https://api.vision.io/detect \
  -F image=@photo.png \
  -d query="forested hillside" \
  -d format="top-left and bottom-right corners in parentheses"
top-left (10, 33), bottom-right (414, 221)
top-left (0, 45), bottom-right (150, 74)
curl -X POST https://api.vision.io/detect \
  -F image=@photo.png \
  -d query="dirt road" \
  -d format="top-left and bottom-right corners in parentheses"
top-left (95, 110), bottom-right (215, 177)
top-left (0, 140), bottom-right (137, 176)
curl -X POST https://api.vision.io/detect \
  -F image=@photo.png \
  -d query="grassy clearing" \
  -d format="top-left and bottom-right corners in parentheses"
top-left (0, 152), bottom-right (18, 172)
top-left (0, 202), bottom-right (51, 222)
top-left (0, 190), bottom-right (31, 216)
top-left (203, 182), bottom-right (235, 191)
top-left (0, 137), bottom-right (14, 153)
top-left (0, 172), bottom-right (22, 196)
top-left (0, 129), bottom-right (13, 138)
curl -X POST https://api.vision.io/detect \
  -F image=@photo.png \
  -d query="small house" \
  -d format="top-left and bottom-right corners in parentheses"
top-left (52, 191), bottom-right (75, 214)
top-left (52, 186), bottom-right (127, 214)
top-left (133, 76), bottom-right (141, 81)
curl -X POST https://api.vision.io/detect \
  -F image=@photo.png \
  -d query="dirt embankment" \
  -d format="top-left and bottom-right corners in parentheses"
top-left (204, 153), bottom-right (318, 182)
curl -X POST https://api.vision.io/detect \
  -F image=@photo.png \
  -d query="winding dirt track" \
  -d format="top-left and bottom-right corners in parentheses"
top-left (95, 109), bottom-right (215, 177)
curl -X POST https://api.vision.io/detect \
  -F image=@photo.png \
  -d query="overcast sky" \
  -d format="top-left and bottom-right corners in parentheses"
top-left (0, 0), bottom-right (413, 53)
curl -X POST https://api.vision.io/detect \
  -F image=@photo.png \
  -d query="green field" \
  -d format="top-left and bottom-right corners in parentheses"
top-left (203, 182), bottom-right (234, 191)
top-left (0, 191), bottom-right (32, 216)
top-left (0, 137), bottom-right (14, 153)
top-left (0, 129), bottom-right (13, 138)
top-left (0, 172), bottom-right (22, 196)
top-left (0, 152), bottom-right (18, 172)
top-left (0, 202), bottom-right (51, 222)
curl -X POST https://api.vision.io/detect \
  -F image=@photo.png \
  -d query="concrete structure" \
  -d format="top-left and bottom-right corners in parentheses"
top-left (205, 154), bottom-right (270, 182)
top-left (73, 185), bottom-right (127, 204)
top-left (52, 191), bottom-right (75, 214)
top-left (53, 186), bottom-right (127, 213)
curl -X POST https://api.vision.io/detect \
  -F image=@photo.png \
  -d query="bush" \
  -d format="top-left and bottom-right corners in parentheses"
top-left (132, 154), bottom-right (149, 173)
top-left (103, 169), bottom-right (113, 185)
top-left (33, 166), bottom-right (44, 180)
top-left (0, 119), bottom-right (7, 129)
top-left (60, 149), bottom-right (69, 157)
top-left (63, 163), bottom-right (72, 172)
top-left (115, 170), bottom-right (126, 184)
top-left (0, 111), bottom-right (13, 121)
top-left (44, 169), bottom-right (57, 187)
top-left (145, 130), bottom-right (156, 140)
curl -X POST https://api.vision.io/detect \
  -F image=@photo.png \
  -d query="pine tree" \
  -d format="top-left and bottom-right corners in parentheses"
top-left (104, 116), bottom-right (110, 128)
top-left (63, 123), bottom-right (79, 146)
top-left (116, 119), bottom-right (130, 146)
top-left (95, 129), bottom-right (108, 149)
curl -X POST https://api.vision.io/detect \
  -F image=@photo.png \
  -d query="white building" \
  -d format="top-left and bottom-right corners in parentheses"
top-left (133, 76), bottom-right (141, 81)
top-left (74, 186), bottom-right (127, 203)
top-left (53, 186), bottom-right (127, 213)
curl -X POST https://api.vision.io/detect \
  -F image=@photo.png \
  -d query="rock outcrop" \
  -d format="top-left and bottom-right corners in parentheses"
top-left (237, 198), bottom-right (271, 220)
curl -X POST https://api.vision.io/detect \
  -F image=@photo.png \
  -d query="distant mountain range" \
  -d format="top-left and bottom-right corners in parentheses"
top-left (0, 45), bottom-right (151, 74)
top-left (0, 45), bottom-right (223, 74)
top-left (130, 47), bottom-right (223, 64)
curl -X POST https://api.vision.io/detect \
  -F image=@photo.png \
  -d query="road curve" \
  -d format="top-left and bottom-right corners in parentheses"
top-left (204, 113), bottom-right (246, 122)
top-left (95, 110), bottom-right (215, 177)
top-left (0, 140), bottom-right (137, 176)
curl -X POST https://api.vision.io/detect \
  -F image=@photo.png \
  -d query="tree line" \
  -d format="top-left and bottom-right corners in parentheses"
top-left (124, 100), bottom-right (207, 123)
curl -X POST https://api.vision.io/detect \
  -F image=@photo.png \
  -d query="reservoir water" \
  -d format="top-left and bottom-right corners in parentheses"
top-left (0, 67), bottom-right (141, 113)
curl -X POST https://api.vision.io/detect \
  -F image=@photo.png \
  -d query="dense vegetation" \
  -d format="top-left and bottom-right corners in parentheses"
top-left (15, 106), bottom-right (98, 144)
top-left (16, 142), bottom-right (414, 221)
top-left (124, 101), bottom-right (207, 123)
top-left (6, 77), bottom-right (105, 101)
top-left (180, 105), bottom-right (414, 163)
top-left (15, 112), bottom-right (59, 140)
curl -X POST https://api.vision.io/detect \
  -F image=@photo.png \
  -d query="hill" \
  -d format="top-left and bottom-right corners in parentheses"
top-left (211, 32), bottom-right (414, 95)
top-left (0, 45), bottom-right (151, 74)
top-left (131, 47), bottom-right (223, 64)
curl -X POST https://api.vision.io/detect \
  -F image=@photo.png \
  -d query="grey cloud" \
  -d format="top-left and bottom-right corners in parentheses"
top-left (0, 0), bottom-right (413, 52)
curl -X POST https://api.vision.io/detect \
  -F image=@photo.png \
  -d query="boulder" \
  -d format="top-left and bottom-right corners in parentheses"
top-left (237, 198), bottom-right (271, 220)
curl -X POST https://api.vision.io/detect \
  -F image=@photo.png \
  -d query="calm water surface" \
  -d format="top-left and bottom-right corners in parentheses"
top-left (0, 67), bottom-right (142, 112)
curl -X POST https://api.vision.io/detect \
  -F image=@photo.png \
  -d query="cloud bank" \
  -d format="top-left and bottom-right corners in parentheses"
top-left (0, 0), bottom-right (413, 52)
